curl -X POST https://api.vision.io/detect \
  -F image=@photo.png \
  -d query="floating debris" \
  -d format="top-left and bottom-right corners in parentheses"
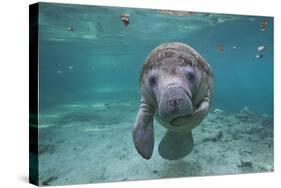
top-left (255, 46), bottom-right (266, 59)
top-left (120, 13), bottom-right (129, 26)
top-left (256, 54), bottom-right (264, 59)
top-left (95, 22), bottom-right (104, 33)
top-left (257, 45), bottom-right (265, 52)
top-left (217, 44), bottom-right (224, 52)
top-left (261, 18), bottom-right (267, 32)
top-left (216, 17), bottom-right (226, 23)
top-left (67, 27), bottom-right (74, 32)
top-left (158, 10), bottom-right (194, 16)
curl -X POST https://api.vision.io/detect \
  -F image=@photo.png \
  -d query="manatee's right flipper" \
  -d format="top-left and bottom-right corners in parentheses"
top-left (158, 130), bottom-right (194, 160)
top-left (132, 98), bottom-right (154, 159)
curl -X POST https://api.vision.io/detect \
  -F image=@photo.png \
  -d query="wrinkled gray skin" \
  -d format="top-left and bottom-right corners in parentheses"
top-left (132, 42), bottom-right (214, 160)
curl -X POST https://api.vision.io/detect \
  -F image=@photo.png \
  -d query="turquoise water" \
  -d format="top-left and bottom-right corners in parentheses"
top-left (36, 3), bottom-right (274, 186)
top-left (39, 3), bottom-right (273, 115)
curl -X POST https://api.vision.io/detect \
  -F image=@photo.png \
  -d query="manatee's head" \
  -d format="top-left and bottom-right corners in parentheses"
top-left (141, 43), bottom-right (206, 123)
top-left (143, 62), bottom-right (199, 122)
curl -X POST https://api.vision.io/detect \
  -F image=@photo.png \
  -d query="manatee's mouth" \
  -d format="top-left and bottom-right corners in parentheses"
top-left (170, 114), bottom-right (193, 127)
top-left (158, 84), bottom-right (193, 122)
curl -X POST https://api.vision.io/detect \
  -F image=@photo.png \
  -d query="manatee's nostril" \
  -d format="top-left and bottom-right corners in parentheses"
top-left (168, 98), bottom-right (183, 107)
top-left (177, 98), bottom-right (183, 105)
top-left (167, 100), bottom-right (172, 107)
top-left (168, 100), bottom-right (174, 107)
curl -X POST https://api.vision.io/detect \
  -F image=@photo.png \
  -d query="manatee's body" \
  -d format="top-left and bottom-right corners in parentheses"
top-left (132, 42), bottom-right (214, 160)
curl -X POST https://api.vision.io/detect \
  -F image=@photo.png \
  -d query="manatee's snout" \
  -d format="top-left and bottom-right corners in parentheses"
top-left (158, 85), bottom-right (193, 121)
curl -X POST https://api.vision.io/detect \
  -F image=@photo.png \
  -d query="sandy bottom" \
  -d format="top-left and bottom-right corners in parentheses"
top-left (37, 101), bottom-right (273, 186)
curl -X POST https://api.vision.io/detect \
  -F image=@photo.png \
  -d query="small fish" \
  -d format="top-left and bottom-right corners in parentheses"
top-left (120, 13), bottom-right (129, 26)
top-left (67, 27), bottom-right (74, 32)
top-left (217, 44), bottom-right (224, 52)
top-left (261, 19), bottom-right (267, 31)
top-left (233, 46), bottom-right (237, 49)
top-left (57, 70), bottom-right (62, 74)
top-left (68, 66), bottom-right (73, 70)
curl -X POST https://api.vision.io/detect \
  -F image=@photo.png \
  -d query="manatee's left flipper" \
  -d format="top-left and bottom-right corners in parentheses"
top-left (132, 98), bottom-right (154, 159)
top-left (191, 98), bottom-right (210, 118)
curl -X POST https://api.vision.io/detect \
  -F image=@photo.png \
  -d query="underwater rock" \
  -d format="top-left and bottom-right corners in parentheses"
top-left (260, 116), bottom-right (273, 126)
top-left (39, 144), bottom-right (56, 155)
top-left (239, 106), bottom-right (253, 114)
top-left (231, 133), bottom-right (243, 140)
top-left (234, 115), bottom-right (252, 123)
top-left (42, 176), bottom-right (58, 185)
top-left (59, 112), bottom-right (99, 124)
top-left (238, 158), bottom-right (253, 168)
top-left (214, 108), bottom-right (224, 114)
top-left (235, 106), bottom-right (258, 123)
top-left (206, 113), bottom-right (216, 123)
top-left (58, 110), bottom-right (124, 126)
top-left (258, 163), bottom-right (273, 171)
top-left (207, 111), bottom-right (228, 125)
top-left (202, 130), bottom-right (223, 143)
top-left (239, 149), bottom-right (252, 156)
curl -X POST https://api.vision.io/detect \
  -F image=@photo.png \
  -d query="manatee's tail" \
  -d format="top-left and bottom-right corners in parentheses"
top-left (158, 130), bottom-right (194, 160)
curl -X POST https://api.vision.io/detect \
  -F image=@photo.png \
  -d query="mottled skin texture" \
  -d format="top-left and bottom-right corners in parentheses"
top-left (133, 42), bottom-right (214, 160)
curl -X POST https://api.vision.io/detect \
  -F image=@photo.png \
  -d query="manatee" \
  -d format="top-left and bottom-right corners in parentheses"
top-left (132, 42), bottom-right (214, 160)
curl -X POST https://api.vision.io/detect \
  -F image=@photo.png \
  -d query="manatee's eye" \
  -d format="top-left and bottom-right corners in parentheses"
top-left (149, 75), bottom-right (157, 87)
top-left (186, 72), bottom-right (195, 82)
